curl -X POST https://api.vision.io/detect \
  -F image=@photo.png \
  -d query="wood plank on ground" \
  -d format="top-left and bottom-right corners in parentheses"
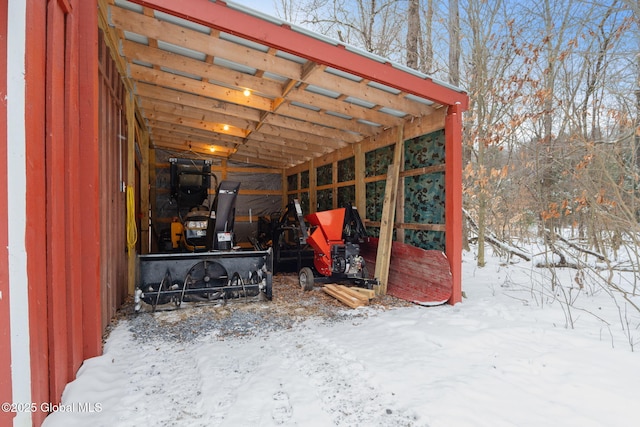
top-left (347, 287), bottom-right (376, 299)
top-left (322, 284), bottom-right (370, 308)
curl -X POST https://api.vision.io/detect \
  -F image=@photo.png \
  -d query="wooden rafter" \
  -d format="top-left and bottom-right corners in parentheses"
top-left (102, 0), bottom-right (466, 168)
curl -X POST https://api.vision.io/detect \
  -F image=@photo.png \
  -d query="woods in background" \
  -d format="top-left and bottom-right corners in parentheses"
top-left (274, 0), bottom-right (640, 271)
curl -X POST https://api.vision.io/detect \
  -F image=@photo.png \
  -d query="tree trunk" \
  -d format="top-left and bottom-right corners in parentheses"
top-left (423, 0), bottom-right (434, 74)
top-left (448, 0), bottom-right (460, 86)
top-left (406, 0), bottom-right (419, 69)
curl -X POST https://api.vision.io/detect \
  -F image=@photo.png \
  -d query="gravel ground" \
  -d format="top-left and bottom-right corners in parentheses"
top-left (108, 274), bottom-right (411, 343)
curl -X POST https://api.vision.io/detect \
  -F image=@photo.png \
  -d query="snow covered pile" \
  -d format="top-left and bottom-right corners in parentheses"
top-left (43, 247), bottom-right (640, 427)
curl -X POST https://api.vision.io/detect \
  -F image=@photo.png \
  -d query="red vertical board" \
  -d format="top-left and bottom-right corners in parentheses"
top-left (64, 5), bottom-right (85, 377)
top-left (77, 0), bottom-right (102, 360)
top-left (445, 104), bottom-right (463, 304)
top-left (0, 1), bottom-right (14, 425)
top-left (45, 0), bottom-right (70, 403)
top-left (25, 0), bottom-right (50, 423)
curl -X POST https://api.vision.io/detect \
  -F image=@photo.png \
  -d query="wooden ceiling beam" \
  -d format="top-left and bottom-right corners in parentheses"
top-left (130, 63), bottom-right (401, 131)
top-left (123, 0), bottom-right (469, 110)
top-left (111, 4), bottom-right (434, 116)
top-left (129, 64), bottom-right (274, 111)
top-left (147, 119), bottom-right (238, 141)
top-left (261, 114), bottom-right (360, 144)
top-left (147, 119), bottom-right (329, 157)
top-left (140, 96), bottom-right (359, 150)
top-left (144, 109), bottom-right (250, 138)
top-left (139, 97), bottom-right (256, 131)
top-left (253, 123), bottom-right (346, 150)
top-left (138, 82), bottom-right (379, 137)
top-left (122, 40), bottom-right (283, 96)
top-left (149, 131), bottom-right (236, 151)
top-left (109, 5), bottom-right (301, 80)
top-left (274, 103), bottom-right (379, 136)
top-left (141, 96), bottom-right (354, 149)
top-left (243, 128), bottom-right (337, 154)
top-left (135, 83), bottom-right (262, 121)
top-left (285, 87), bottom-right (404, 128)
top-left (233, 146), bottom-right (308, 167)
top-left (150, 139), bottom-right (230, 158)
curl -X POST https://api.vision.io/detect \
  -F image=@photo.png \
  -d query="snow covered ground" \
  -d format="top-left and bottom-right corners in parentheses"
top-left (43, 247), bottom-right (640, 427)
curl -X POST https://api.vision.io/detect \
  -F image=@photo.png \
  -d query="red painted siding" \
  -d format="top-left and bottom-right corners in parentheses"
top-left (78, 0), bottom-right (103, 361)
top-left (24, 1), bottom-right (102, 424)
top-left (45, 0), bottom-right (72, 402)
top-left (0, 2), bottom-right (13, 426)
top-left (25, 0), bottom-right (50, 423)
top-left (445, 104), bottom-right (463, 304)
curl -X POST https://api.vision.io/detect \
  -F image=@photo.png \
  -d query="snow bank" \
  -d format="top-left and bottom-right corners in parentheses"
top-left (43, 250), bottom-right (640, 426)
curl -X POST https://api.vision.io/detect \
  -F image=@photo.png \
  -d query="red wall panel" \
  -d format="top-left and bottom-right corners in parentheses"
top-left (0, 2), bottom-right (13, 425)
top-left (24, 0), bottom-right (101, 424)
top-left (25, 0), bottom-right (50, 424)
top-left (78, 0), bottom-right (103, 360)
top-left (45, 0), bottom-right (71, 402)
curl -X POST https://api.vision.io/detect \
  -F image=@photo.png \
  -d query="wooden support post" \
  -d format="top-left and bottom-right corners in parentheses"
top-left (332, 161), bottom-right (338, 208)
top-left (445, 104), bottom-right (463, 304)
top-left (281, 169), bottom-right (288, 209)
top-left (149, 147), bottom-right (157, 252)
top-left (139, 128), bottom-right (150, 254)
top-left (126, 93), bottom-right (136, 295)
top-left (374, 127), bottom-right (404, 295)
top-left (309, 158), bottom-right (316, 213)
top-left (355, 143), bottom-right (365, 214)
top-left (220, 159), bottom-right (227, 180)
top-left (396, 144), bottom-right (405, 244)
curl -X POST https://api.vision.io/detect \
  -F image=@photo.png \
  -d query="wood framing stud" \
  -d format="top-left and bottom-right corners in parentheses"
top-left (373, 127), bottom-right (403, 295)
top-left (126, 92), bottom-right (137, 295)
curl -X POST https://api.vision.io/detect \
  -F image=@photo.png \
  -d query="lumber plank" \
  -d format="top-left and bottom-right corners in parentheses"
top-left (375, 130), bottom-right (403, 295)
top-left (346, 287), bottom-right (375, 299)
top-left (323, 284), bottom-right (366, 308)
top-left (334, 285), bottom-right (370, 303)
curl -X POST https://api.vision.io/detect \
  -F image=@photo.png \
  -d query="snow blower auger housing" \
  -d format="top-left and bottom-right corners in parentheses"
top-left (135, 161), bottom-right (273, 312)
top-left (135, 249), bottom-right (273, 312)
top-left (298, 202), bottom-right (379, 291)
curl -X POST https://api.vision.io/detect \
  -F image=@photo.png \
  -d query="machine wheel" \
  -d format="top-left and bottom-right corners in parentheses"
top-left (185, 261), bottom-right (228, 301)
top-left (299, 266), bottom-right (315, 291)
top-left (186, 260), bottom-right (227, 289)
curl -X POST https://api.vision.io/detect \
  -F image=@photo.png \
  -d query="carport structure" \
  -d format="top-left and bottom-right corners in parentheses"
top-left (99, 0), bottom-right (468, 297)
top-left (1, 0), bottom-right (467, 425)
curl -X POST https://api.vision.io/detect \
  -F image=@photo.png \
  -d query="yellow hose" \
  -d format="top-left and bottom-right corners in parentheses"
top-left (126, 185), bottom-right (138, 250)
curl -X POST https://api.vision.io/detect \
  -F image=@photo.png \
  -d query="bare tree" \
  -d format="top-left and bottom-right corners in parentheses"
top-left (422, 0), bottom-right (435, 74)
top-left (406, 0), bottom-right (420, 69)
top-left (448, 0), bottom-right (460, 86)
top-left (295, 0), bottom-right (404, 58)
top-left (274, 0), bottom-right (304, 23)
top-left (462, 0), bottom-right (514, 266)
